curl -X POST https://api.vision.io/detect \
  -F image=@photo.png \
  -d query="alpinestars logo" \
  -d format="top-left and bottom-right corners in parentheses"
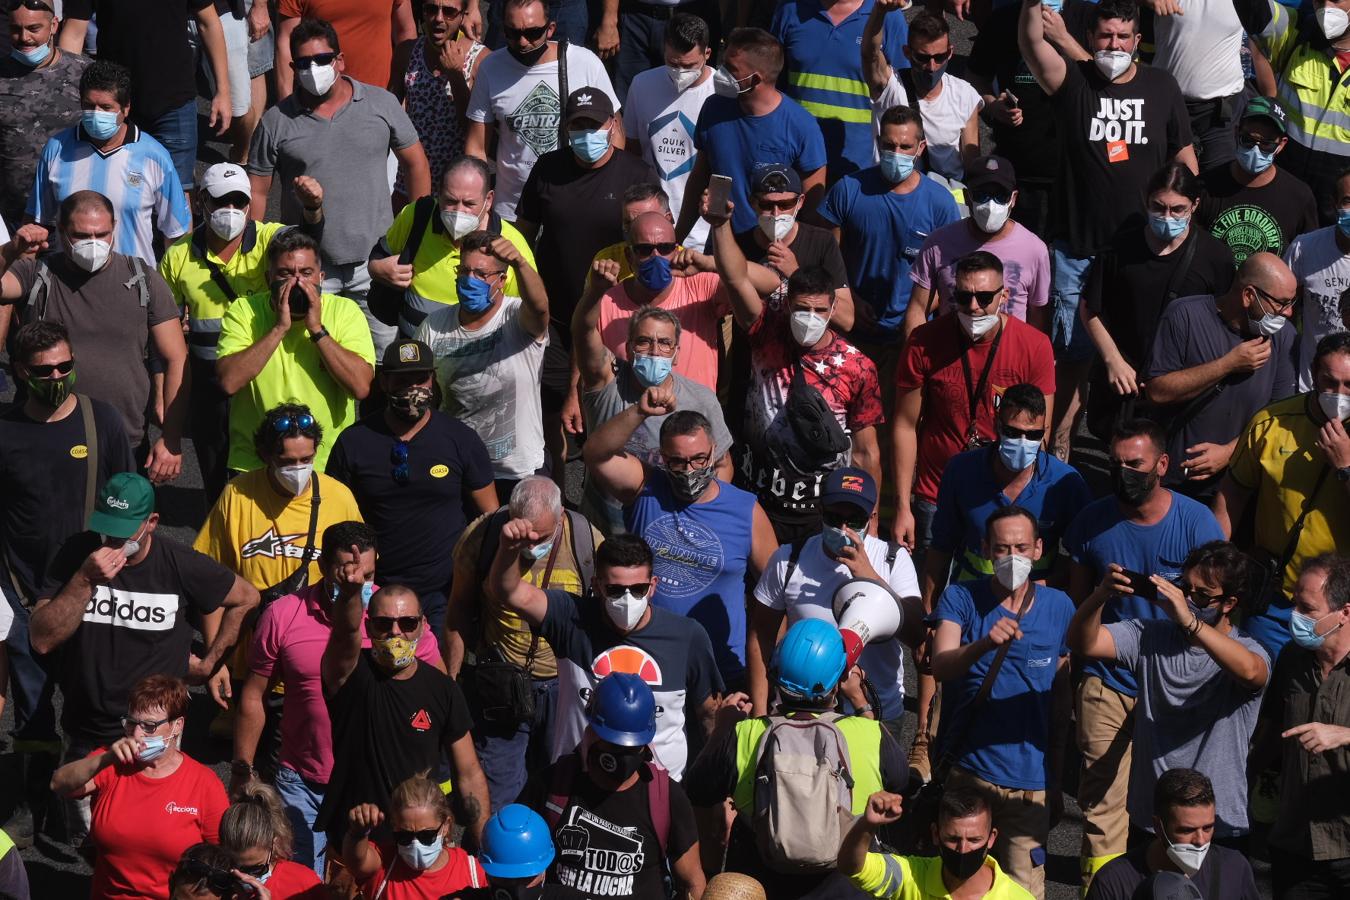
top-left (84, 588), bottom-right (177, 632)
top-left (241, 527), bottom-right (321, 561)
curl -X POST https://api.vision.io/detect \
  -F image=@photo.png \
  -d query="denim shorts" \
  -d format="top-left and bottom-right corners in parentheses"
top-left (1049, 241), bottom-right (1097, 364)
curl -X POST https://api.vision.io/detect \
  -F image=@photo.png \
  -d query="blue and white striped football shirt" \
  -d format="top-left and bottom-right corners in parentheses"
top-left (27, 124), bottom-right (191, 265)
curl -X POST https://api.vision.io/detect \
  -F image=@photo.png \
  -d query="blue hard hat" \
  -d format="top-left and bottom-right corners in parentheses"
top-left (586, 672), bottom-right (657, 746)
top-left (773, 619), bottom-right (847, 699)
top-left (479, 804), bottom-right (555, 879)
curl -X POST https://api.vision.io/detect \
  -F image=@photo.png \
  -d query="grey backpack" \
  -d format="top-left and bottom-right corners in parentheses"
top-left (751, 711), bottom-right (856, 873)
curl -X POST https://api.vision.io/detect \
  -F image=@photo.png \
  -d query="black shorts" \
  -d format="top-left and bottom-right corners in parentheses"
top-left (540, 322), bottom-right (572, 413)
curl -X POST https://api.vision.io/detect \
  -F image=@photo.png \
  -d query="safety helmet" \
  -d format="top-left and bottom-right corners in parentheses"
top-left (586, 672), bottom-right (657, 746)
top-left (478, 804), bottom-right (555, 879)
top-left (772, 618), bottom-right (847, 699)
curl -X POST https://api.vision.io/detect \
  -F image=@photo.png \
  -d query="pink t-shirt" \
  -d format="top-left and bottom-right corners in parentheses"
top-left (597, 272), bottom-right (729, 393)
top-left (249, 583), bottom-right (441, 784)
top-left (909, 220), bottom-right (1051, 321)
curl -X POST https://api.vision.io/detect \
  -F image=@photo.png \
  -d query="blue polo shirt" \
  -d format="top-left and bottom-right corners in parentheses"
top-left (772, 0), bottom-right (909, 179)
top-left (694, 94), bottom-right (828, 233)
top-left (1063, 492), bottom-right (1225, 697)
top-left (931, 446), bottom-right (1094, 584)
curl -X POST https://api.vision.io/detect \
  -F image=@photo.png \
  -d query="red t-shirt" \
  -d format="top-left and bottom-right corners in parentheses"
top-left (358, 842), bottom-right (486, 899)
top-left (895, 313), bottom-right (1055, 503)
top-left (88, 751), bottom-right (228, 899)
top-left (264, 859), bottom-right (327, 899)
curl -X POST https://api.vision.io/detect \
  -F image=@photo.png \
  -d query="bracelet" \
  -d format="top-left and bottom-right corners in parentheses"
top-left (856, 703), bottom-right (874, 714)
top-left (1187, 615), bottom-right (1203, 636)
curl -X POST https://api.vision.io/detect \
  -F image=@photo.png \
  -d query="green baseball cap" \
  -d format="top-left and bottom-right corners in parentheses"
top-left (1241, 96), bottom-right (1288, 136)
top-left (87, 472), bottom-right (155, 538)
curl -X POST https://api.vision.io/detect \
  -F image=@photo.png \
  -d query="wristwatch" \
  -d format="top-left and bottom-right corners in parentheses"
top-left (229, 759), bottom-right (255, 777)
top-left (308, 326), bottom-right (330, 343)
top-left (1338, 466), bottom-right (1350, 482)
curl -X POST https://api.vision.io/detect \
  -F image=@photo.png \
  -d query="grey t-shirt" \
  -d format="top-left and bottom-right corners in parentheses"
top-left (580, 364), bottom-right (734, 535)
top-left (1145, 293), bottom-right (1296, 479)
top-left (1107, 617), bottom-right (1271, 836)
top-left (247, 77), bottom-right (420, 266)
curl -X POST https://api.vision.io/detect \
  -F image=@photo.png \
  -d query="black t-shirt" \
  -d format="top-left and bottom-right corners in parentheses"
top-left (518, 754), bottom-right (698, 899)
top-left (1052, 62), bottom-right (1192, 255)
top-left (327, 411), bottom-right (494, 595)
top-left (731, 222), bottom-right (848, 292)
top-left (968, 1), bottom-right (1096, 182)
top-left (0, 397), bottom-right (135, 599)
top-left (1085, 223), bottom-right (1235, 366)
top-left (63, 0), bottom-right (212, 122)
top-left (1084, 843), bottom-right (1260, 900)
top-left (516, 149), bottom-right (657, 332)
top-left (316, 652), bottom-right (473, 831)
top-left (1198, 165), bottom-right (1320, 263)
top-left (40, 533), bottom-right (233, 744)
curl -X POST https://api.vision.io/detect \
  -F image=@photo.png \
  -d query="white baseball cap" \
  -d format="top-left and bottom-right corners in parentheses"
top-left (200, 163), bottom-right (250, 199)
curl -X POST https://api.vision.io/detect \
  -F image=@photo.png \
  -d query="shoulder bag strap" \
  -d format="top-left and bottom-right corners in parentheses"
top-left (192, 226), bottom-right (239, 302)
top-left (556, 39), bottom-right (569, 148)
top-left (77, 394), bottom-right (99, 524)
top-left (523, 535), bottom-right (563, 669)
top-left (958, 323), bottom-right (1005, 446)
top-left (371, 850), bottom-right (400, 900)
top-left (564, 508), bottom-right (595, 586)
top-left (27, 257), bottom-right (51, 321)
top-left (783, 538), bottom-right (808, 589)
top-left (1276, 464), bottom-right (1332, 573)
top-left (400, 195), bottom-right (438, 266)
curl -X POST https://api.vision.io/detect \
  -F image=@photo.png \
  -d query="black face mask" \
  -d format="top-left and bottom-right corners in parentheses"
top-left (587, 743), bottom-right (645, 784)
top-left (507, 39), bottom-right (550, 66)
top-left (939, 841), bottom-right (989, 880)
top-left (1111, 462), bottom-right (1157, 506)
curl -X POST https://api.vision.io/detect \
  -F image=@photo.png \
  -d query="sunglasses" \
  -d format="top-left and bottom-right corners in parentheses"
top-left (292, 52), bottom-right (337, 70)
top-left (822, 510), bottom-right (869, 531)
top-left (631, 241), bottom-right (677, 257)
top-left (121, 715), bottom-right (172, 734)
top-left (601, 582), bottom-right (652, 600)
top-left (1001, 424), bottom-right (1045, 442)
top-left (391, 440), bottom-right (410, 485)
top-left (180, 859), bottom-right (241, 896)
top-left (1185, 588), bottom-right (1226, 606)
top-left (954, 288), bottom-right (1003, 306)
top-left (970, 188), bottom-right (1012, 205)
top-left (505, 24), bottom-right (548, 41)
top-left (1236, 133), bottom-right (1280, 154)
top-left (272, 412), bottom-right (315, 432)
top-left (26, 358), bottom-right (74, 378)
top-left (910, 48), bottom-right (952, 65)
top-left (755, 196), bottom-right (799, 212)
top-left (368, 614), bottom-right (421, 634)
top-left (392, 828), bottom-right (442, 846)
top-left (423, 2), bottom-right (464, 17)
top-left (10, 0), bottom-right (54, 12)
top-left (236, 859), bottom-right (270, 880)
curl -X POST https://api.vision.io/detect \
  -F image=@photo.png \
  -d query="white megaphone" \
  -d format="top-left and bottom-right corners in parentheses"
top-left (832, 578), bottom-right (903, 670)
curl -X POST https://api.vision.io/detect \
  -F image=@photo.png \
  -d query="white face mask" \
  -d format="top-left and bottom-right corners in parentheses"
top-left (1319, 5), bottom-right (1349, 39)
top-left (668, 64), bottom-right (702, 92)
top-left (209, 207), bottom-right (247, 241)
top-left (971, 199), bottom-right (1011, 235)
top-left (790, 309), bottom-right (829, 346)
top-left (274, 463), bottom-right (313, 496)
top-left (994, 553), bottom-right (1033, 591)
top-left (957, 310), bottom-right (1000, 339)
top-left (1164, 837), bottom-right (1210, 877)
top-left (69, 238), bottom-right (111, 272)
top-left (758, 211), bottom-right (795, 242)
top-left (101, 524), bottom-right (146, 558)
top-left (604, 589), bottom-right (648, 631)
top-left (298, 62), bottom-right (337, 96)
top-left (1319, 391), bottom-right (1350, 422)
top-left (441, 208), bottom-right (480, 241)
top-left (1093, 49), bottom-right (1134, 80)
top-left (397, 832), bottom-right (444, 871)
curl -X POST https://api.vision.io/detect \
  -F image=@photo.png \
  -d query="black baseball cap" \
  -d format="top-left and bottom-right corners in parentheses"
top-left (564, 88), bottom-right (615, 125)
top-left (751, 162), bottom-right (803, 196)
top-left (381, 339), bottom-right (436, 372)
top-left (965, 155), bottom-right (1017, 194)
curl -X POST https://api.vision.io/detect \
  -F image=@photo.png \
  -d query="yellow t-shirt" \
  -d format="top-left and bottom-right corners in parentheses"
top-left (216, 290), bottom-right (376, 472)
top-left (852, 853), bottom-right (1033, 900)
top-left (193, 469), bottom-right (364, 592)
top-left (1227, 393), bottom-right (1350, 596)
top-left (158, 221), bottom-right (288, 339)
top-left (384, 202), bottom-right (535, 304)
top-left (452, 510), bottom-right (603, 680)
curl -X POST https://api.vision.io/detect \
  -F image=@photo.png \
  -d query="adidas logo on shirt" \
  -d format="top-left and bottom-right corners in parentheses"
top-left (84, 587), bottom-right (177, 631)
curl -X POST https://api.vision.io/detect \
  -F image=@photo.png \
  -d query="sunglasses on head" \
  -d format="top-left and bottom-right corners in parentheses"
top-left (272, 412), bottom-right (315, 432)
top-left (391, 440), bottom-right (410, 485)
top-left (505, 24), bottom-right (548, 41)
top-left (822, 509), bottom-right (869, 531)
top-left (954, 288), bottom-right (1003, 306)
top-left (423, 2), bottom-right (464, 17)
top-left (180, 858), bottom-right (242, 896)
top-left (601, 582), bottom-right (652, 600)
top-left (10, 0), bottom-right (54, 12)
top-left (26, 358), bottom-right (74, 378)
top-left (1001, 424), bottom-right (1045, 442)
top-left (631, 241), bottom-right (677, 257)
top-left (368, 614), bottom-right (421, 634)
top-left (392, 828), bottom-right (442, 846)
top-left (292, 52), bottom-right (337, 70)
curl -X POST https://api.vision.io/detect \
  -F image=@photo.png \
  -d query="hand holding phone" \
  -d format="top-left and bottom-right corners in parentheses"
top-left (707, 174), bottom-right (733, 220)
top-left (1117, 568), bottom-right (1158, 602)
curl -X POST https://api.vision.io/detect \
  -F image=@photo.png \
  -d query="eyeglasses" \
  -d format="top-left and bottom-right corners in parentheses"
top-left (910, 47), bottom-right (952, 65)
top-left (601, 582), bottom-right (652, 599)
top-left (630, 241), bottom-right (677, 258)
top-left (292, 52), bottom-right (337, 70)
top-left (822, 510), bottom-right (869, 531)
top-left (1146, 200), bottom-right (1193, 218)
top-left (755, 196), bottom-right (799, 212)
top-left (954, 288), bottom-right (1003, 306)
top-left (457, 266), bottom-right (505, 281)
top-left (1251, 284), bottom-right (1297, 314)
top-left (631, 335), bottom-right (676, 353)
top-left (367, 614), bottom-right (422, 634)
top-left (392, 828), bottom-right (442, 846)
top-left (1001, 424), bottom-right (1045, 442)
top-left (391, 440), bottom-right (410, 485)
top-left (179, 858), bottom-right (241, 896)
top-left (662, 452), bottom-right (711, 471)
top-left (1237, 132), bottom-right (1280, 154)
top-left (423, 2), bottom-right (464, 17)
top-left (121, 715), bottom-right (172, 734)
top-left (272, 412), bottom-right (315, 432)
top-left (26, 359), bottom-right (74, 378)
top-left (504, 24), bottom-right (548, 41)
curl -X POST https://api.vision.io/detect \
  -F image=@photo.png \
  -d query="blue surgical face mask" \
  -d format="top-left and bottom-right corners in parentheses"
top-left (1289, 609), bottom-right (1344, 649)
top-left (1338, 209), bottom-right (1350, 239)
top-left (1148, 213), bottom-right (1189, 241)
top-left (523, 540), bottom-right (553, 561)
top-left (879, 150), bottom-right (916, 184)
top-left (1236, 142), bottom-right (1276, 175)
top-left (456, 273), bottom-right (495, 313)
top-left (568, 128), bottom-right (610, 164)
top-left (82, 109), bottom-right (122, 141)
top-left (822, 525), bottom-right (852, 555)
top-left (136, 735), bottom-right (168, 763)
top-left (361, 581), bottom-right (375, 608)
top-left (11, 42), bottom-right (51, 67)
top-left (1042, 0), bottom-right (1063, 10)
top-left (636, 255), bottom-right (673, 292)
top-left (631, 353), bottom-right (673, 387)
top-left (998, 436), bottom-right (1039, 472)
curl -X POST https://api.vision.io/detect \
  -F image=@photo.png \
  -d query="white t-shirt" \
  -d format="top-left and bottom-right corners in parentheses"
top-left (624, 64), bottom-right (717, 252)
top-left (754, 533), bottom-right (920, 721)
top-left (466, 43), bottom-right (619, 220)
top-left (1284, 226), bottom-right (1350, 390)
top-left (1152, 0), bottom-right (1244, 100)
top-left (415, 295), bottom-right (548, 479)
top-left (870, 75), bottom-right (912, 164)
top-left (915, 73), bottom-right (983, 183)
